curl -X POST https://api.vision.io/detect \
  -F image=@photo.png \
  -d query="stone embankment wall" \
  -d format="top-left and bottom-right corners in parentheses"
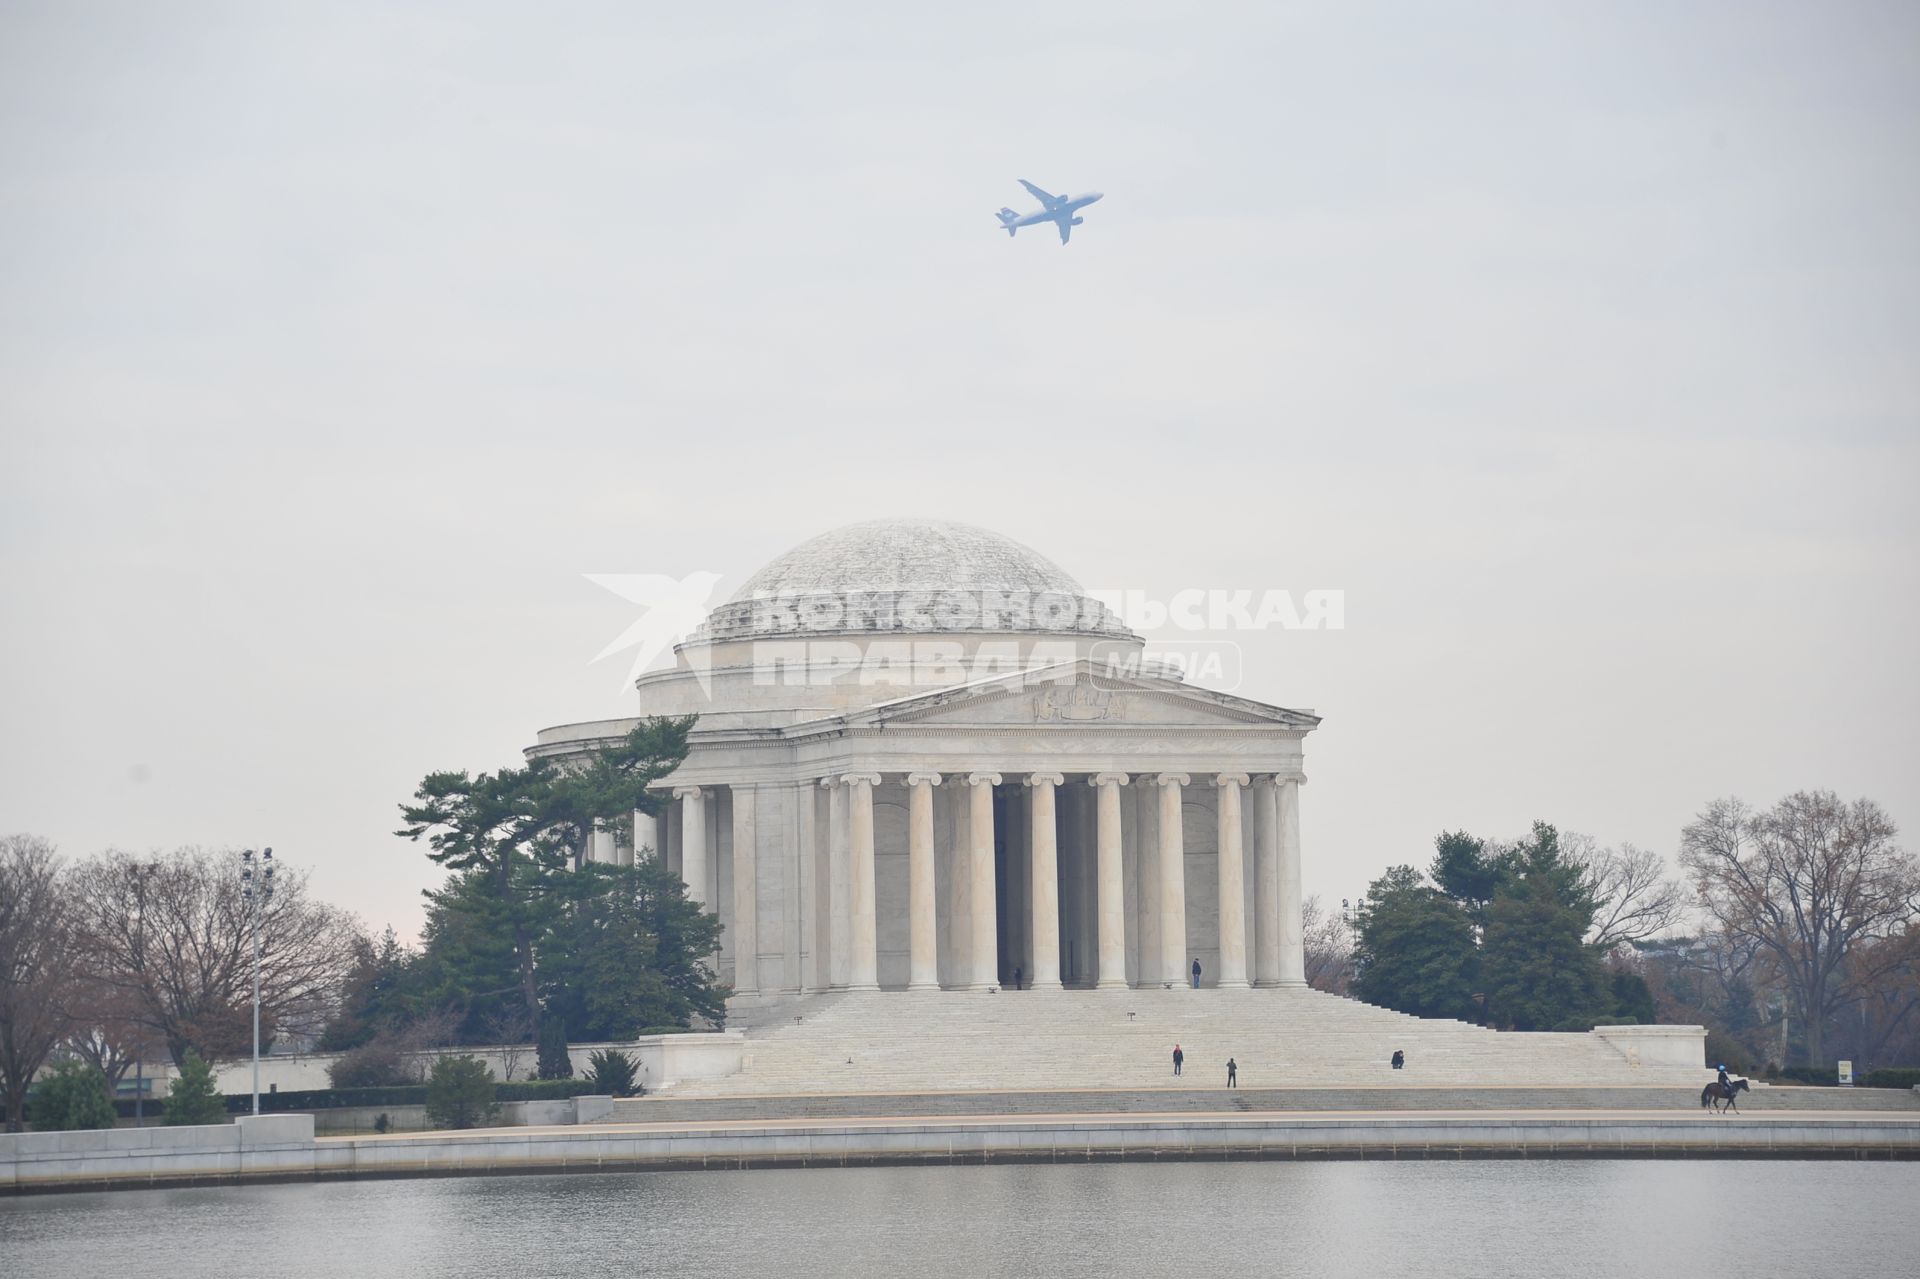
top-left (131, 1033), bottom-right (743, 1098)
top-left (9, 1106), bottom-right (1918, 1193)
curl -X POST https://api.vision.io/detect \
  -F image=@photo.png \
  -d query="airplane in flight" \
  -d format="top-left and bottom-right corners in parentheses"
top-left (994, 179), bottom-right (1104, 244)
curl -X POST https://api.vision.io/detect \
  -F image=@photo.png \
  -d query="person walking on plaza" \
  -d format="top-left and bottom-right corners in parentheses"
top-left (1190, 957), bottom-right (1202, 989)
top-left (1173, 1044), bottom-right (1184, 1077)
top-left (1226, 1058), bottom-right (1238, 1089)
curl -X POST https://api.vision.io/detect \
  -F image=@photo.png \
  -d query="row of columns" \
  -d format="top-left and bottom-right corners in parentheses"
top-left (654, 771), bottom-right (1305, 994)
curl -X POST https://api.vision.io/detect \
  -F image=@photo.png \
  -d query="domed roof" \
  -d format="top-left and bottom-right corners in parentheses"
top-left (728, 518), bottom-right (1082, 601)
top-left (692, 518), bottom-right (1133, 641)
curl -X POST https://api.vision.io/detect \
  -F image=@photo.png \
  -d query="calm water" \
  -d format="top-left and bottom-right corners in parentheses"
top-left (3, 1161), bottom-right (1916, 1278)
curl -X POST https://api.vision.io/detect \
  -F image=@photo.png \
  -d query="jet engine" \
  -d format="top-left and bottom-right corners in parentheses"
top-left (1071, 216), bottom-right (1085, 225)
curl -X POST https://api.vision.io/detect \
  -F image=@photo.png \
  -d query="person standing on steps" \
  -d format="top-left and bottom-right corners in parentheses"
top-left (1226, 1058), bottom-right (1238, 1089)
top-left (1172, 1044), bottom-right (1184, 1077)
top-left (1012, 964), bottom-right (1023, 992)
top-left (1190, 957), bottom-right (1202, 989)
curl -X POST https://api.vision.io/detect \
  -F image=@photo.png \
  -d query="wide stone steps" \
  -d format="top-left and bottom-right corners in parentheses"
top-left (666, 988), bottom-right (1705, 1097)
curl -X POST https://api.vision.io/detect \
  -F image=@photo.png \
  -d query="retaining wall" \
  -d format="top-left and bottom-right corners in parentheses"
top-left (131, 1033), bottom-right (743, 1098)
top-left (618, 1083), bottom-right (1920, 1124)
top-left (8, 1110), bottom-right (1917, 1193)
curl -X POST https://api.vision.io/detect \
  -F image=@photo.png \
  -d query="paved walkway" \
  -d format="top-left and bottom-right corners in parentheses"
top-left (332, 1106), bottom-right (1920, 1143)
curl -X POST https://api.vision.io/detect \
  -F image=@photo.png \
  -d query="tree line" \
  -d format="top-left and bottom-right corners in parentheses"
top-left (1327, 790), bottom-right (1919, 1074)
top-left (0, 716), bottom-right (723, 1131)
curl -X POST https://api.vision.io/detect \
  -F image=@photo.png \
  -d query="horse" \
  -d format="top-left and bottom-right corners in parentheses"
top-left (1700, 1078), bottom-right (1751, 1114)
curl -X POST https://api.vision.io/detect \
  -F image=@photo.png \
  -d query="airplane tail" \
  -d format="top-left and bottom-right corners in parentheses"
top-left (995, 207), bottom-right (1019, 236)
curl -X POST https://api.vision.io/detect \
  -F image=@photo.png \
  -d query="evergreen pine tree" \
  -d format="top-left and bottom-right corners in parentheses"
top-left (1482, 877), bottom-right (1609, 1030)
top-left (536, 1018), bottom-right (572, 1080)
top-left (1351, 866), bottom-right (1480, 1021)
top-left (29, 1060), bottom-right (118, 1132)
top-left (424, 1055), bottom-right (498, 1130)
top-left (163, 1050), bottom-right (227, 1126)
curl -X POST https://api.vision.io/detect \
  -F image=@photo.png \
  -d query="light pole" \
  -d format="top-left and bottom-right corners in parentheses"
top-left (1341, 898), bottom-right (1358, 991)
top-left (241, 847), bottom-right (274, 1116)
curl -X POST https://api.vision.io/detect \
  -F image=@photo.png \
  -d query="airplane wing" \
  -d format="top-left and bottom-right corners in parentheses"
top-left (1019, 179), bottom-right (1065, 209)
top-left (1057, 217), bottom-right (1072, 245)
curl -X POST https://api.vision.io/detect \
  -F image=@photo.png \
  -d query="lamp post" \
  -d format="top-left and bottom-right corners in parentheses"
top-left (240, 847), bottom-right (274, 1116)
top-left (1341, 898), bottom-right (1358, 991)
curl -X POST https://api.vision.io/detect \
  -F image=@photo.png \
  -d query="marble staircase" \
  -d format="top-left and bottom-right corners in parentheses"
top-left (664, 987), bottom-right (1709, 1097)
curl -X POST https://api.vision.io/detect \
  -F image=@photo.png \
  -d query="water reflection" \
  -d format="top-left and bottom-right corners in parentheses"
top-left (3, 1161), bottom-right (1916, 1278)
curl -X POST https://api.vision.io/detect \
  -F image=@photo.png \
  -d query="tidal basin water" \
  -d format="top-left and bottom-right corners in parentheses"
top-left (4, 1161), bottom-right (1917, 1278)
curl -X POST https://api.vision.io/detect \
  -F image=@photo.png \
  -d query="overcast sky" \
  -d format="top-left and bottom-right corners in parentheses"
top-left (3, 2), bottom-right (1915, 940)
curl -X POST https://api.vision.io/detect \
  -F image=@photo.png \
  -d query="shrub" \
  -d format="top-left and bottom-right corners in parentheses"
top-left (586, 1049), bottom-right (640, 1097)
top-left (373, 1112), bottom-right (391, 1134)
top-left (497, 1079), bottom-right (598, 1101)
top-left (1764, 1065), bottom-right (1836, 1086)
top-left (536, 1019), bottom-right (572, 1080)
top-left (164, 1051), bottom-right (228, 1126)
top-left (102, 1076), bottom-right (603, 1120)
top-left (1862, 1067), bottom-right (1920, 1090)
top-left (424, 1055), bottom-right (498, 1130)
top-left (327, 1037), bottom-right (416, 1089)
top-left (29, 1060), bottom-right (118, 1132)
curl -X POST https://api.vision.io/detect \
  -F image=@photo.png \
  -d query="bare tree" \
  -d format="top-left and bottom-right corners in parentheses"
top-left (63, 978), bottom-right (155, 1087)
top-left (0, 835), bottom-right (78, 1131)
top-left (1842, 924), bottom-right (1920, 1068)
top-left (482, 1004), bottom-right (537, 1081)
top-left (1568, 836), bottom-right (1690, 949)
top-left (1302, 895), bottom-right (1353, 994)
top-left (1681, 792), bottom-right (1920, 1067)
top-left (68, 847), bottom-right (364, 1068)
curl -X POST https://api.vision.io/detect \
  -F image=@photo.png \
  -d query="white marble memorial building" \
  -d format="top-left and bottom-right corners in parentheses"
top-left (530, 518), bottom-right (1319, 1004)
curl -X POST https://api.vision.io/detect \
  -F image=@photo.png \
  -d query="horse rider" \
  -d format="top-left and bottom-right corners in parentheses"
top-left (1716, 1063), bottom-right (1732, 1094)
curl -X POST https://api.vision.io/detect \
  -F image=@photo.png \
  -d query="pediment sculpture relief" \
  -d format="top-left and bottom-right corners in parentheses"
top-left (1032, 685), bottom-right (1126, 722)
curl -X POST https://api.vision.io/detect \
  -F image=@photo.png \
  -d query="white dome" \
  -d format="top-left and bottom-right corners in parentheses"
top-left (694, 518), bottom-right (1133, 641)
top-left (730, 518), bottom-right (1080, 599)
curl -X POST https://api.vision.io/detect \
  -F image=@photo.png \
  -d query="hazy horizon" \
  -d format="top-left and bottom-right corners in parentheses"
top-left (3, 2), bottom-right (1915, 940)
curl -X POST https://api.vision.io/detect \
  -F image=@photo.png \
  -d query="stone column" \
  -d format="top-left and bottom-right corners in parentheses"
top-left (1278, 775), bottom-right (1307, 987)
top-left (1134, 783), bottom-right (1160, 985)
top-left (845, 772), bottom-right (882, 991)
top-left (967, 772), bottom-right (1002, 990)
top-left (589, 819), bottom-right (615, 866)
top-left (1252, 777), bottom-right (1282, 987)
top-left (1025, 773), bottom-right (1064, 990)
top-left (730, 784), bottom-right (758, 995)
top-left (674, 787), bottom-right (708, 908)
top-left (1090, 773), bottom-right (1128, 989)
top-left (824, 777), bottom-right (851, 990)
top-left (798, 782), bottom-right (824, 992)
top-left (1157, 774), bottom-right (1190, 986)
top-left (1214, 774), bottom-right (1251, 988)
top-left (906, 772), bottom-right (942, 990)
top-left (632, 808), bottom-right (658, 865)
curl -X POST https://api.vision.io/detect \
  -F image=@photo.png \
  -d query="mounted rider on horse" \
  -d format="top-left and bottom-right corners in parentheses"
top-left (1701, 1063), bottom-right (1751, 1113)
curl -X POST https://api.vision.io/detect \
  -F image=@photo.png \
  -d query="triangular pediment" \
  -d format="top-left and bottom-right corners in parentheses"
top-left (822, 659), bottom-right (1320, 732)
